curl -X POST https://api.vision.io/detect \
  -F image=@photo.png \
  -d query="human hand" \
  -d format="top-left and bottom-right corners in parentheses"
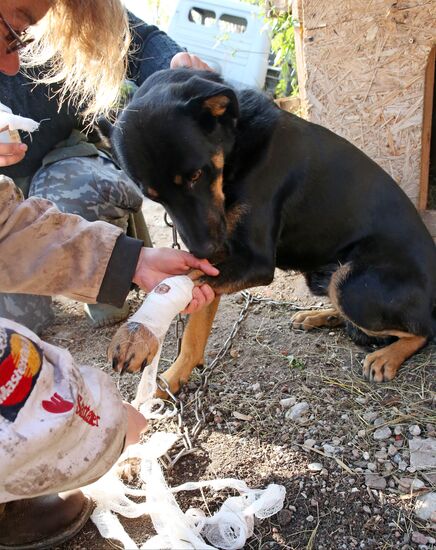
top-left (123, 401), bottom-right (148, 449)
top-left (132, 247), bottom-right (219, 314)
top-left (170, 52), bottom-right (213, 71)
top-left (0, 141), bottom-right (27, 167)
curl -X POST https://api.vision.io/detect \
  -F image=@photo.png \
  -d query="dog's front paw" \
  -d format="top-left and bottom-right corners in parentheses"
top-left (362, 349), bottom-right (399, 382)
top-left (108, 321), bottom-right (159, 374)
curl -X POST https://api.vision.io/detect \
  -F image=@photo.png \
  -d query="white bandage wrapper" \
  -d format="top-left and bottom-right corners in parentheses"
top-left (0, 101), bottom-right (40, 133)
top-left (86, 276), bottom-right (287, 549)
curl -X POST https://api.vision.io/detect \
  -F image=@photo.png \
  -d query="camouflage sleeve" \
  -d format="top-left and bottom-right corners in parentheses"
top-left (0, 176), bottom-right (141, 305)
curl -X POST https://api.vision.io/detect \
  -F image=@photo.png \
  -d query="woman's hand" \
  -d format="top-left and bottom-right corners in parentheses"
top-left (132, 247), bottom-right (219, 314)
top-left (170, 52), bottom-right (213, 71)
top-left (0, 142), bottom-right (27, 167)
top-left (122, 401), bottom-right (148, 449)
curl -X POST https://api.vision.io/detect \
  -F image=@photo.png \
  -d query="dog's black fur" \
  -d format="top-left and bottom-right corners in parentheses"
top-left (109, 68), bottom-right (436, 381)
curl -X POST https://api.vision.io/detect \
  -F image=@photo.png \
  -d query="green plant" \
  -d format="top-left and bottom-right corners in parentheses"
top-left (268, 9), bottom-right (298, 97)
top-left (247, 1), bottom-right (298, 98)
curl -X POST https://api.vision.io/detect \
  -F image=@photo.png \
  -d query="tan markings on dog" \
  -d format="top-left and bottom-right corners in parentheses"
top-left (291, 308), bottom-right (344, 331)
top-left (108, 322), bottom-right (159, 374)
top-left (226, 203), bottom-right (250, 235)
top-left (211, 151), bottom-right (224, 171)
top-left (328, 263), bottom-right (352, 310)
top-left (210, 151), bottom-right (225, 210)
top-left (147, 187), bottom-right (159, 198)
top-left (362, 334), bottom-right (427, 382)
top-left (204, 95), bottom-right (230, 117)
top-left (156, 296), bottom-right (221, 398)
top-left (174, 175), bottom-right (183, 185)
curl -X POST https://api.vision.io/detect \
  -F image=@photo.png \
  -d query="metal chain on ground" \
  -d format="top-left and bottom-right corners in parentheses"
top-left (158, 214), bottom-right (330, 469)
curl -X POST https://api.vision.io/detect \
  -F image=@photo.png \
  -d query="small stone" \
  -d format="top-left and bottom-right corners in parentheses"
top-left (280, 396), bottom-right (297, 408)
top-left (323, 444), bottom-right (336, 456)
top-left (373, 427), bottom-right (392, 441)
top-left (363, 411), bottom-right (378, 422)
top-left (365, 474), bottom-right (386, 490)
top-left (232, 411), bottom-right (252, 421)
top-left (394, 426), bottom-right (403, 435)
top-left (362, 505), bottom-right (371, 514)
top-left (411, 532), bottom-right (429, 545)
top-left (286, 401), bottom-right (310, 421)
top-left (308, 462), bottom-right (323, 473)
top-left (366, 462), bottom-right (377, 472)
top-left (398, 478), bottom-right (425, 492)
top-left (388, 444), bottom-right (398, 457)
top-left (374, 450), bottom-right (387, 460)
top-left (383, 462), bottom-right (394, 474)
top-left (277, 509), bottom-right (293, 526)
top-left (373, 417), bottom-right (386, 428)
top-left (229, 348), bottom-right (240, 359)
top-left (306, 515), bottom-right (314, 522)
top-left (398, 460), bottom-right (408, 471)
top-left (304, 439), bottom-right (316, 448)
top-left (409, 425), bottom-right (421, 437)
top-left (363, 451), bottom-right (370, 460)
top-left (414, 492), bottom-right (436, 522)
top-left (251, 382), bottom-right (261, 392)
top-left (409, 437), bottom-right (436, 471)
top-left (357, 430), bottom-right (366, 438)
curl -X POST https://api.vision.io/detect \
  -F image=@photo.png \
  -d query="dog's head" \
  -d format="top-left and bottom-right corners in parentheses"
top-left (110, 69), bottom-right (239, 261)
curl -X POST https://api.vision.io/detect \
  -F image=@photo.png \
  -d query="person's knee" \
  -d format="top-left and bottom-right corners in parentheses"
top-left (29, 156), bottom-right (143, 227)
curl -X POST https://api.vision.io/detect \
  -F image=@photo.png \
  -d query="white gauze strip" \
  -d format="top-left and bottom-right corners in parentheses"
top-left (85, 275), bottom-right (287, 549)
top-left (0, 102), bottom-right (39, 132)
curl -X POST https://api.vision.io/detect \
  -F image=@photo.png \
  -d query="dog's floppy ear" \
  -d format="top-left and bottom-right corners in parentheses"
top-left (183, 76), bottom-right (239, 119)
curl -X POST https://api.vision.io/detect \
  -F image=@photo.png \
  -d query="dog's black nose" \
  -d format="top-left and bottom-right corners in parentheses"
top-left (191, 242), bottom-right (218, 260)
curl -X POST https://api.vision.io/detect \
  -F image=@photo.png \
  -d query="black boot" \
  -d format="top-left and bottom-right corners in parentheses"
top-left (0, 490), bottom-right (93, 549)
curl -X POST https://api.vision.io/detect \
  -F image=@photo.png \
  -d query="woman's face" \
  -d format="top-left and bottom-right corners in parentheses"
top-left (0, 1), bottom-right (52, 75)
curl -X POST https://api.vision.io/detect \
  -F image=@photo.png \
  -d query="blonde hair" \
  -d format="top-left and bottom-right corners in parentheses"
top-left (23, 0), bottom-right (130, 122)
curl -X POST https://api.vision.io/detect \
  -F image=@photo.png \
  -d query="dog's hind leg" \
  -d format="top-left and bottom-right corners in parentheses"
top-left (157, 296), bottom-right (221, 398)
top-left (291, 308), bottom-right (344, 330)
top-left (362, 335), bottom-right (427, 382)
top-left (291, 265), bottom-right (346, 330)
top-left (329, 263), bottom-right (431, 382)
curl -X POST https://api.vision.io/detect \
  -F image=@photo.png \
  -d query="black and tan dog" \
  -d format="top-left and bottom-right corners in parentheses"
top-left (107, 68), bottom-right (436, 395)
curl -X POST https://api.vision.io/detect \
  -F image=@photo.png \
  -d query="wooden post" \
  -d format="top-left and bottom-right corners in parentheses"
top-left (418, 46), bottom-right (435, 211)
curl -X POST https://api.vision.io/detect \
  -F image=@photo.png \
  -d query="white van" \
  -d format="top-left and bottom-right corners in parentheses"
top-left (167, 0), bottom-right (272, 89)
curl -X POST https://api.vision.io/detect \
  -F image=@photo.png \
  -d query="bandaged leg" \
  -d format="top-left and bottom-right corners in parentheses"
top-left (109, 275), bottom-right (197, 411)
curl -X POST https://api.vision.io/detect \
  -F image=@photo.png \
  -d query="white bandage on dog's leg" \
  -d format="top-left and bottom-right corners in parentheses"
top-left (129, 275), bottom-right (195, 412)
top-left (130, 275), bottom-right (194, 340)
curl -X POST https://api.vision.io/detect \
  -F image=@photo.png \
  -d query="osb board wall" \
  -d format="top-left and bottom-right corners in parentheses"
top-left (292, 0), bottom-right (436, 206)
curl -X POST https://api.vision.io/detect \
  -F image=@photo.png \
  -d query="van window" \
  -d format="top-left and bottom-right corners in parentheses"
top-left (218, 14), bottom-right (247, 33)
top-left (188, 7), bottom-right (216, 26)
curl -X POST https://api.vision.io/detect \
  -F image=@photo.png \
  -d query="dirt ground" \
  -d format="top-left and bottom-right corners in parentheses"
top-left (49, 200), bottom-right (435, 550)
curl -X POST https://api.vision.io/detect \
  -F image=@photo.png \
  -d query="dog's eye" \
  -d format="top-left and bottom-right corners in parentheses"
top-left (187, 169), bottom-right (203, 187)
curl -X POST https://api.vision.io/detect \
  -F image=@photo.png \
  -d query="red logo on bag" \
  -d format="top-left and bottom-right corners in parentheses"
top-left (75, 394), bottom-right (100, 427)
top-left (42, 392), bottom-right (74, 414)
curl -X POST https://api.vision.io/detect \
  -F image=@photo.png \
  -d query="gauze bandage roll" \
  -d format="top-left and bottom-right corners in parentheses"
top-left (0, 101), bottom-right (40, 144)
